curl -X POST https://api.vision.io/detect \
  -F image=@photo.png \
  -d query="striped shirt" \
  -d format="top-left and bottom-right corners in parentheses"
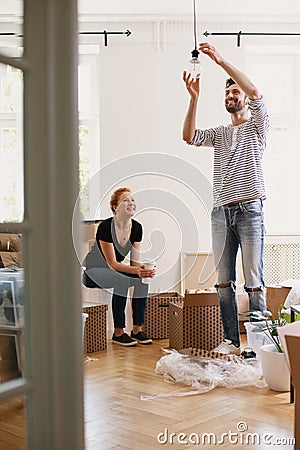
top-left (188, 97), bottom-right (269, 207)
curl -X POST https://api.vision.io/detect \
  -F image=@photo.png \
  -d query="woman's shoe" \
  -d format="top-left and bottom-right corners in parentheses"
top-left (130, 331), bottom-right (152, 344)
top-left (112, 333), bottom-right (137, 346)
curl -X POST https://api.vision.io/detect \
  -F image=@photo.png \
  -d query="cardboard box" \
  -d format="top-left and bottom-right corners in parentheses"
top-left (82, 303), bottom-right (108, 353)
top-left (143, 292), bottom-right (183, 339)
top-left (266, 285), bottom-right (292, 317)
top-left (169, 291), bottom-right (224, 351)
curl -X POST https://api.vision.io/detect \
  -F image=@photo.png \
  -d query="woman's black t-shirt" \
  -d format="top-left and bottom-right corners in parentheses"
top-left (83, 217), bottom-right (142, 270)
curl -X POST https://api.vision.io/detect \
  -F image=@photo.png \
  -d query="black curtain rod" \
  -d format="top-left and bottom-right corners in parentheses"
top-left (80, 30), bottom-right (131, 46)
top-left (203, 30), bottom-right (300, 47)
top-left (0, 30), bottom-right (132, 47)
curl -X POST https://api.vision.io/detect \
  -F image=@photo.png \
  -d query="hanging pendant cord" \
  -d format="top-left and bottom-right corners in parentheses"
top-left (193, 0), bottom-right (197, 50)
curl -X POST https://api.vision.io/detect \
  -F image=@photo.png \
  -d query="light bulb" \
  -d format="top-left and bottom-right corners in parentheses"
top-left (189, 48), bottom-right (202, 79)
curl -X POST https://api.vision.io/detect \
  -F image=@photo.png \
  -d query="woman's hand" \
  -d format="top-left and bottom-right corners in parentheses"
top-left (135, 265), bottom-right (156, 279)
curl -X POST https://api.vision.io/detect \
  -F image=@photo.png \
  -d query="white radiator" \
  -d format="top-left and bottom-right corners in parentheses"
top-left (263, 242), bottom-right (300, 285)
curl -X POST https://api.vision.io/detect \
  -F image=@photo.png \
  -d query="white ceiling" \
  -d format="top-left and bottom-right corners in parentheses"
top-left (78, 0), bottom-right (300, 18)
top-left (1, 1), bottom-right (300, 22)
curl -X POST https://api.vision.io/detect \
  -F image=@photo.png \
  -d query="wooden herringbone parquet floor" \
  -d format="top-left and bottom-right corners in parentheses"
top-left (83, 338), bottom-right (294, 449)
top-left (0, 337), bottom-right (295, 449)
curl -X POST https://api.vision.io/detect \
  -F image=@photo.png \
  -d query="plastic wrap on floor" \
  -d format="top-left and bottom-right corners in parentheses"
top-left (141, 349), bottom-right (267, 400)
top-left (84, 355), bottom-right (99, 363)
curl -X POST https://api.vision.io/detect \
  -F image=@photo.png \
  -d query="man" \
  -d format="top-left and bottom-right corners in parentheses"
top-left (183, 42), bottom-right (269, 355)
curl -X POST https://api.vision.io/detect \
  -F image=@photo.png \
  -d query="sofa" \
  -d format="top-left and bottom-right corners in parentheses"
top-left (0, 233), bottom-right (22, 268)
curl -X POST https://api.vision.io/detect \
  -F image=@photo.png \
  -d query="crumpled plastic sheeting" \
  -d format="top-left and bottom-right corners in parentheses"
top-left (141, 349), bottom-right (266, 400)
top-left (84, 355), bottom-right (99, 363)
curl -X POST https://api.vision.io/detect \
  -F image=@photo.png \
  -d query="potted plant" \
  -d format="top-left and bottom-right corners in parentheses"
top-left (239, 308), bottom-right (290, 391)
top-left (240, 309), bottom-right (286, 352)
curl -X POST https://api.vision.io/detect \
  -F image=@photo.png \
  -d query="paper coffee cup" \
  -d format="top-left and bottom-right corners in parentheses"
top-left (142, 260), bottom-right (155, 283)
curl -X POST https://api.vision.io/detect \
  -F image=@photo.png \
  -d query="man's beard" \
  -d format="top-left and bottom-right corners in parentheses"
top-left (225, 99), bottom-right (244, 113)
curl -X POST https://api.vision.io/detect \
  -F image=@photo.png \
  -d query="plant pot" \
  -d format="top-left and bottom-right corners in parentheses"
top-left (244, 321), bottom-right (273, 357)
top-left (260, 344), bottom-right (290, 392)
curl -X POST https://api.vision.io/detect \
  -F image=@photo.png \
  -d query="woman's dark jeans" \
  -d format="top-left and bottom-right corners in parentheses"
top-left (85, 267), bottom-right (149, 329)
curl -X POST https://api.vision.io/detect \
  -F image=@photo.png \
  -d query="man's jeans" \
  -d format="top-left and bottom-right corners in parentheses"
top-left (211, 198), bottom-right (266, 347)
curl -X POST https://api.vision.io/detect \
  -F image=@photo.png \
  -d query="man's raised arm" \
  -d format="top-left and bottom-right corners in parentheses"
top-left (199, 42), bottom-right (261, 100)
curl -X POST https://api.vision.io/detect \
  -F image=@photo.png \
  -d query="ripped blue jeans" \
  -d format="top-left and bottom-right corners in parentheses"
top-left (211, 198), bottom-right (266, 347)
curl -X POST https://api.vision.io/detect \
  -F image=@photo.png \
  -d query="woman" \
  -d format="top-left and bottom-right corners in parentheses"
top-left (83, 187), bottom-right (155, 346)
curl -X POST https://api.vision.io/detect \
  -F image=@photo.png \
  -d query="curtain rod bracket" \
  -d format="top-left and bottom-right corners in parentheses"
top-left (237, 31), bottom-right (242, 47)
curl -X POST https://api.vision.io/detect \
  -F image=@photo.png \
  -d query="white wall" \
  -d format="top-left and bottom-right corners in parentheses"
top-left (79, 10), bottom-right (300, 292)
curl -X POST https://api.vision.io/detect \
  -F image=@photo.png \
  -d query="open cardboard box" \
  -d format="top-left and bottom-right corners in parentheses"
top-left (266, 285), bottom-right (292, 317)
top-left (183, 289), bottom-right (249, 332)
top-left (169, 290), bottom-right (224, 351)
top-left (184, 291), bottom-right (218, 306)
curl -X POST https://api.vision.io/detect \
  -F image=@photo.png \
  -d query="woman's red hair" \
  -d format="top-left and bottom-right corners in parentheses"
top-left (110, 187), bottom-right (131, 213)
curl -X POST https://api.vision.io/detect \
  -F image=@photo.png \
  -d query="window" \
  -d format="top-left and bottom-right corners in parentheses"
top-left (0, 64), bottom-right (23, 223)
top-left (0, 49), bottom-right (100, 223)
top-left (78, 48), bottom-right (101, 219)
top-left (246, 46), bottom-right (300, 234)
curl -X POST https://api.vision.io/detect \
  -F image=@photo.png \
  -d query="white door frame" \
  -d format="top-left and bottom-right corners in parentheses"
top-left (0, 1), bottom-right (85, 448)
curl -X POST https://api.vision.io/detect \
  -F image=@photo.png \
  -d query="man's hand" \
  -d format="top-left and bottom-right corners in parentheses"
top-left (198, 42), bottom-right (261, 99)
top-left (199, 42), bottom-right (224, 65)
top-left (183, 70), bottom-right (200, 99)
